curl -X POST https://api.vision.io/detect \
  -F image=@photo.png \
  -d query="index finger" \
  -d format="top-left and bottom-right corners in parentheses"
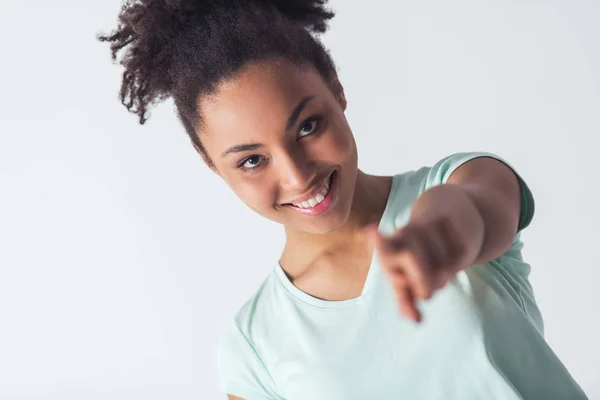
top-left (391, 272), bottom-right (422, 323)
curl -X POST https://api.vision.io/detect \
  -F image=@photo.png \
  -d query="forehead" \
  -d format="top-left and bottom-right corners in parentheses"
top-left (198, 60), bottom-right (330, 149)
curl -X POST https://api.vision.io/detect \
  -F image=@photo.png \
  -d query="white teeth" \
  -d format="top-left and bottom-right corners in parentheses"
top-left (292, 175), bottom-right (332, 209)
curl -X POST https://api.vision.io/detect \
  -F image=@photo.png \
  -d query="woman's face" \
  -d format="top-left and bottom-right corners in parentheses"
top-left (197, 59), bottom-right (358, 234)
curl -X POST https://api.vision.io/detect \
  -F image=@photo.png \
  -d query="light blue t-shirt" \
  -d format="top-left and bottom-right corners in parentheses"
top-left (217, 152), bottom-right (587, 399)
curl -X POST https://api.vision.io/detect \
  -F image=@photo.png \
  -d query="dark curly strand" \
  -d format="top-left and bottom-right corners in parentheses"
top-left (98, 0), bottom-right (337, 159)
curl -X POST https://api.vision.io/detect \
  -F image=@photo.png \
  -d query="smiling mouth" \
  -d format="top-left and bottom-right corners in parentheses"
top-left (282, 170), bottom-right (337, 214)
top-left (289, 176), bottom-right (331, 209)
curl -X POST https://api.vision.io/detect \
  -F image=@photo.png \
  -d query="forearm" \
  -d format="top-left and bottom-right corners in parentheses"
top-left (410, 182), bottom-right (519, 267)
top-left (457, 181), bottom-right (520, 264)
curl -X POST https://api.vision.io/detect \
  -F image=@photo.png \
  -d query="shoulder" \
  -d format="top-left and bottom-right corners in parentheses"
top-left (424, 151), bottom-right (535, 232)
top-left (219, 266), bottom-right (294, 360)
top-left (381, 151), bottom-right (534, 232)
top-left (392, 151), bottom-right (528, 195)
top-left (226, 269), bottom-right (281, 340)
top-left (421, 151), bottom-right (513, 186)
top-left (216, 271), bottom-right (283, 398)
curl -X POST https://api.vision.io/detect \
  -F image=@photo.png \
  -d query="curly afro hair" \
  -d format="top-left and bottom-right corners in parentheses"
top-left (98, 0), bottom-right (338, 158)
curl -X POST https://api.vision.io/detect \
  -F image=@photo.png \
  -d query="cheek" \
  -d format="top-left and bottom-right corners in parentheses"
top-left (312, 119), bottom-right (355, 163)
top-left (229, 177), bottom-right (278, 212)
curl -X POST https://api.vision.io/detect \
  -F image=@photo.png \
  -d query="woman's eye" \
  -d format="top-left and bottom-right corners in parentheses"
top-left (240, 155), bottom-right (263, 169)
top-left (298, 118), bottom-right (320, 138)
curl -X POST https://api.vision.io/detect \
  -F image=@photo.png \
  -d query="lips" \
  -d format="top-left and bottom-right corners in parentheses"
top-left (288, 175), bottom-right (332, 209)
top-left (282, 170), bottom-right (338, 216)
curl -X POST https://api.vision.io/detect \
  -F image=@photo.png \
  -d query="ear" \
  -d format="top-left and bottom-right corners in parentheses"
top-left (330, 75), bottom-right (347, 111)
top-left (192, 141), bottom-right (220, 175)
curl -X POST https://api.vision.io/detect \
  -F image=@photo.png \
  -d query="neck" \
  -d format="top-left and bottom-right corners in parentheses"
top-left (281, 169), bottom-right (392, 271)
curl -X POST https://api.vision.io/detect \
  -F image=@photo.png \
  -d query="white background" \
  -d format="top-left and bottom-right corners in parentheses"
top-left (1, 0), bottom-right (598, 398)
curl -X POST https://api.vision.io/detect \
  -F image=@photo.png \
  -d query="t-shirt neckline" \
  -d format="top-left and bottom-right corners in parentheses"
top-left (274, 175), bottom-right (399, 309)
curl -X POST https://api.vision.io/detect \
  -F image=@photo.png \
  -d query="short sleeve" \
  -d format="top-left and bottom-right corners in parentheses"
top-left (217, 320), bottom-right (281, 400)
top-left (420, 151), bottom-right (535, 233)
top-left (418, 152), bottom-right (545, 329)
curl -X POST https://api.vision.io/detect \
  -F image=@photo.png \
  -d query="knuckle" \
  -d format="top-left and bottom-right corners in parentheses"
top-left (452, 238), bottom-right (468, 263)
top-left (401, 249), bottom-right (423, 272)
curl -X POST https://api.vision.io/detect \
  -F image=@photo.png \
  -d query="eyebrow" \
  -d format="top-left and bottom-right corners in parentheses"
top-left (221, 143), bottom-right (263, 158)
top-left (220, 95), bottom-right (315, 158)
top-left (286, 95), bottom-right (315, 131)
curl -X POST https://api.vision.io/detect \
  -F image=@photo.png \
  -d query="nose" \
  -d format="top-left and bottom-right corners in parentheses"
top-left (276, 150), bottom-right (317, 193)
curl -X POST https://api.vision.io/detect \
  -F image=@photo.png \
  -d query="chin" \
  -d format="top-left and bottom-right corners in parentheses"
top-left (292, 205), bottom-right (353, 234)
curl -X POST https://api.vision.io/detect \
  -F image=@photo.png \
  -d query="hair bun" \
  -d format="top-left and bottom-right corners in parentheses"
top-left (98, 0), bottom-right (336, 125)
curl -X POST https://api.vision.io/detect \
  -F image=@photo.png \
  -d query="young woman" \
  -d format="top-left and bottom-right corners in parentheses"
top-left (99, 1), bottom-right (587, 399)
